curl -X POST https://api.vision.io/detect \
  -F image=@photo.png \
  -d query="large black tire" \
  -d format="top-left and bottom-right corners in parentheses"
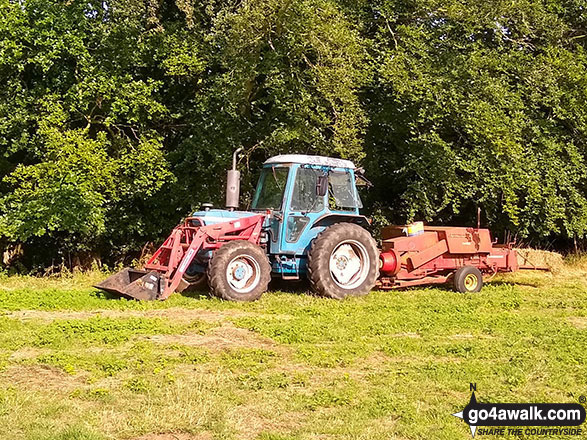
top-left (207, 241), bottom-right (271, 301)
top-left (307, 223), bottom-right (379, 299)
top-left (453, 266), bottom-right (483, 293)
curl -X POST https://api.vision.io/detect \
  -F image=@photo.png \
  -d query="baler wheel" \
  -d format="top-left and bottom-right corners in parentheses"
top-left (307, 223), bottom-right (379, 299)
top-left (207, 240), bottom-right (271, 301)
top-left (454, 266), bottom-right (483, 293)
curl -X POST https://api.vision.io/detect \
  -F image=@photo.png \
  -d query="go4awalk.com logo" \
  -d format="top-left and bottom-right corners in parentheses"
top-left (452, 384), bottom-right (586, 437)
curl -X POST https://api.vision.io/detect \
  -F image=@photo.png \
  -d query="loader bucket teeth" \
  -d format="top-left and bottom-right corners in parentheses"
top-left (95, 268), bottom-right (165, 301)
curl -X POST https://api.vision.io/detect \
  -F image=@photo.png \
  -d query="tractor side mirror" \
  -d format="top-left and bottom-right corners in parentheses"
top-left (316, 174), bottom-right (328, 197)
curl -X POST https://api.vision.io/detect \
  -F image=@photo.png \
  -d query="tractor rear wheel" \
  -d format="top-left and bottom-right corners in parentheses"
top-left (207, 240), bottom-right (271, 301)
top-left (453, 266), bottom-right (483, 293)
top-left (307, 223), bottom-right (379, 299)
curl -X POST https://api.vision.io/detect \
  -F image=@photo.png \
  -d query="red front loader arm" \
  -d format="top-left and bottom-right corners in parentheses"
top-left (96, 214), bottom-right (265, 300)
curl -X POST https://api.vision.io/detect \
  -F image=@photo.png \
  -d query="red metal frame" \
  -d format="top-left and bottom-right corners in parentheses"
top-left (377, 225), bottom-right (531, 290)
top-left (145, 214), bottom-right (265, 299)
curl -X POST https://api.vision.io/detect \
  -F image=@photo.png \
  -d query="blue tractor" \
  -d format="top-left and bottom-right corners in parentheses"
top-left (97, 152), bottom-right (379, 301)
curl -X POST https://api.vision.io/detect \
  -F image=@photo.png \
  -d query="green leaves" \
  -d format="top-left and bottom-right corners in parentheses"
top-left (365, 0), bottom-right (587, 240)
top-left (1, 0), bottom-right (587, 267)
top-left (210, 0), bottom-right (368, 159)
top-left (0, 107), bottom-right (170, 243)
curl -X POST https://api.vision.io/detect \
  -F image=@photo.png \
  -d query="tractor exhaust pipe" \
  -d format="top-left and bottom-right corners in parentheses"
top-left (226, 147), bottom-right (243, 210)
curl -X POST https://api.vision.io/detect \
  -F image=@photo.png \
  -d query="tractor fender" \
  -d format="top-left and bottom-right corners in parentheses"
top-left (311, 214), bottom-right (370, 229)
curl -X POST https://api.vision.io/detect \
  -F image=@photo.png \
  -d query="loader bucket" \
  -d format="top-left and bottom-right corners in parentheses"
top-left (95, 268), bottom-right (165, 300)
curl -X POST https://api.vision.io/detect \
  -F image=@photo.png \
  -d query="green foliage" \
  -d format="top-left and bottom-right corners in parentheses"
top-left (33, 316), bottom-right (185, 347)
top-left (1, 0), bottom-right (587, 268)
top-left (220, 347), bottom-right (277, 372)
top-left (364, 0), bottom-right (587, 238)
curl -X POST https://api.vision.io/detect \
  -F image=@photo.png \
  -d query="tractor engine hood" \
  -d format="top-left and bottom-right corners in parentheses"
top-left (190, 208), bottom-right (259, 226)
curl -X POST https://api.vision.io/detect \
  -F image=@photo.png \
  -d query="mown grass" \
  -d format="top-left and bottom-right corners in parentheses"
top-left (0, 265), bottom-right (585, 440)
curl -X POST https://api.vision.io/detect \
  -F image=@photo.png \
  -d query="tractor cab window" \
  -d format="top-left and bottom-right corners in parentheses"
top-left (252, 166), bottom-right (289, 211)
top-left (290, 167), bottom-right (325, 212)
top-left (328, 171), bottom-right (362, 211)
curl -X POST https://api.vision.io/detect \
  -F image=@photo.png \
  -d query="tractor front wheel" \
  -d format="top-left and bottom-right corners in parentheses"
top-left (207, 241), bottom-right (271, 301)
top-left (307, 223), bottom-right (379, 299)
top-left (453, 266), bottom-right (483, 293)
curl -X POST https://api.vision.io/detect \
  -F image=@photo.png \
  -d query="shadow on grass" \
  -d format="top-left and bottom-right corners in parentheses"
top-left (173, 277), bottom-right (313, 300)
top-left (176, 289), bottom-right (212, 300)
top-left (269, 277), bottom-right (311, 295)
top-left (92, 289), bottom-right (130, 301)
top-left (486, 279), bottom-right (540, 288)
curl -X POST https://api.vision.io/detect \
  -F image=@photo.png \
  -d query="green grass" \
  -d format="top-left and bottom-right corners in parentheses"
top-left (0, 268), bottom-right (585, 440)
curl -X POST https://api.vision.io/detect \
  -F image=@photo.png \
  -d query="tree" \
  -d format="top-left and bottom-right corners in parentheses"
top-left (0, 0), bottom-right (368, 267)
top-left (2, 0), bottom-right (587, 270)
top-left (362, 0), bottom-right (587, 240)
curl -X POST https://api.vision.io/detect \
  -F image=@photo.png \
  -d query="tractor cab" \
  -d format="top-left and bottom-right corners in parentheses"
top-left (250, 155), bottom-right (369, 276)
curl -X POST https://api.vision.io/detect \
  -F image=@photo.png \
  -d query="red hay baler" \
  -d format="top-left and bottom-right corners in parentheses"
top-left (377, 225), bottom-right (544, 292)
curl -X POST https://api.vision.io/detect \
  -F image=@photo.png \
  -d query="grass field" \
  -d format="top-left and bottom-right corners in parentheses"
top-left (0, 264), bottom-right (585, 440)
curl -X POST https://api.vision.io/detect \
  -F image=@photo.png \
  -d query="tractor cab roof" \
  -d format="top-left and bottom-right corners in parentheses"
top-left (264, 154), bottom-right (355, 170)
